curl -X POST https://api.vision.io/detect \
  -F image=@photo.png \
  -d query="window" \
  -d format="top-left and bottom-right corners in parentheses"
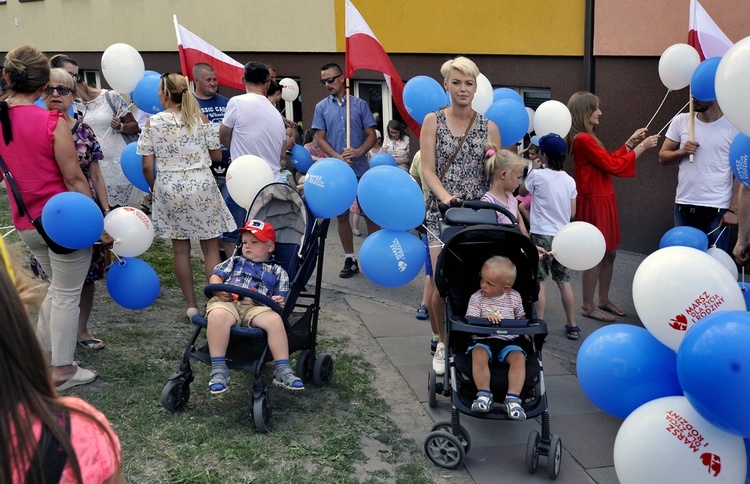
top-left (521, 88), bottom-right (551, 110)
top-left (81, 70), bottom-right (100, 89)
top-left (352, 80), bottom-right (404, 136)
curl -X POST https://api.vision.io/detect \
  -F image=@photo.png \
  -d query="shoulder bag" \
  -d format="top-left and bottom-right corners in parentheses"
top-left (104, 91), bottom-right (139, 144)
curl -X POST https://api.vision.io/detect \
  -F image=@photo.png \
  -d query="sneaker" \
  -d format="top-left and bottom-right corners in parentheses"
top-left (503, 395), bottom-right (527, 421)
top-left (471, 392), bottom-right (494, 413)
top-left (432, 342), bottom-right (445, 375)
top-left (209, 369), bottom-right (229, 395)
top-left (339, 258), bottom-right (359, 278)
top-left (273, 369), bottom-right (305, 391)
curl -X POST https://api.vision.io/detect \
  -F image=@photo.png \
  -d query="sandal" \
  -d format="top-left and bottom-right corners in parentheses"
top-left (471, 392), bottom-right (494, 413)
top-left (208, 369), bottom-right (229, 395)
top-left (503, 396), bottom-right (527, 420)
top-left (273, 369), bottom-right (305, 391)
top-left (565, 325), bottom-right (581, 340)
top-left (139, 194), bottom-right (152, 215)
top-left (416, 304), bottom-right (429, 320)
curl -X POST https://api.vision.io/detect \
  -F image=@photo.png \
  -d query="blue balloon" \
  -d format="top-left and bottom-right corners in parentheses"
top-left (729, 133), bottom-right (750, 188)
top-left (304, 158), bottom-right (358, 219)
top-left (41, 192), bottom-right (104, 250)
top-left (677, 311), bottom-right (750, 437)
top-left (403, 76), bottom-right (445, 125)
top-left (106, 258), bottom-right (160, 310)
top-left (132, 74), bottom-right (163, 115)
top-left (144, 70), bottom-right (160, 78)
top-left (444, 90), bottom-right (452, 107)
top-left (492, 87), bottom-right (524, 105)
top-left (659, 226), bottom-right (708, 251)
top-left (691, 57), bottom-right (722, 102)
top-left (739, 282), bottom-right (750, 310)
top-left (359, 230), bottom-right (424, 287)
top-left (290, 144), bottom-right (313, 173)
top-left (484, 99), bottom-right (530, 146)
top-left (576, 324), bottom-right (682, 419)
top-left (358, 166), bottom-right (425, 230)
top-left (120, 142), bottom-right (150, 193)
top-left (369, 152), bottom-right (398, 168)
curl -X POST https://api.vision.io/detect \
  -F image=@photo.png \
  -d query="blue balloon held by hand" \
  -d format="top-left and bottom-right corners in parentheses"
top-left (659, 226), bottom-right (708, 251)
top-left (403, 76), bottom-right (445, 125)
top-left (730, 133), bottom-right (750, 188)
top-left (369, 152), bottom-right (397, 168)
top-left (358, 166), bottom-right (424, 230)
top-left (492, 87), bottom-right (524, 105)
top-left (120, 141), bottom-right (150, 193)
top-left (690, 57), bottom-right (722, 102)
top-left (484, 99), bottom-right (530, 146)
top-left (304, 158), bottom-right (358, 219)
top-left (107, 257), bottom-right (160, 310)
top-left (41, 192), bottom-right (104, 250)
top-left (132, 74), bottom-right (163, 115)
top-left (290, 144), bottom-right (313, 173)
top-left (359, 230), bottom-right (424, 287)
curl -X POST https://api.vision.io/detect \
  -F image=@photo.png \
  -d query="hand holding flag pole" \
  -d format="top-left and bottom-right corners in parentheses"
top-left (688, 94), bottom-right (695, 163)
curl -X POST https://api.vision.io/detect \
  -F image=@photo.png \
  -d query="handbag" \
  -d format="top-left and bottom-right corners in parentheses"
top-left (419, 110), bottom-right (477, 233)
top-left (0, 155), bottom-right (76, 254)
top-left (104, 91), bottom-right (139, 144)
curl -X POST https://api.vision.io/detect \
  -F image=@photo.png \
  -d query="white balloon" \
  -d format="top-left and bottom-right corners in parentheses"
top-left (533, 100), bottom-right (572, 138)
top-left (706, 247), bottom-right (739, 281)
top-left (101, 43), bottom-right (145, 94)
top-left (551, 222), bottom-right (605, 271)
top-left (226, 155), bottom-right (275, 209)
top-left (525, 107), bottom-right (535, 134)
top-left (615, 396), bottom-right (746, 484)
top-left (658, 43), bottom-right (701, 91)
top-left (632, 246), bottom-right (746, 351)
top-left (716, 36), bottom-right (750, 136)
top-left (104, 207), bottom-right (154, 257)
top-left (279, 78), bottom-right (300, 103)
top-left (471, 73), bottom-right (493, 115)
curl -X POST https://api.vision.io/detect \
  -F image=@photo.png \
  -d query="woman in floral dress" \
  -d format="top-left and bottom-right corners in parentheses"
top-left (137, 74), bottom-right (236, 318)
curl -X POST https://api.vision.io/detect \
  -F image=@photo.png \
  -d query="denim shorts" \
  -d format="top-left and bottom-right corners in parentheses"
top-left (466, 339), bottom-right (526, 363)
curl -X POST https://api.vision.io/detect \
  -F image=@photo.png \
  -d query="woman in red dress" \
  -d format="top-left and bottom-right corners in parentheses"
top-left (567, 92), bottom-right (660, 322)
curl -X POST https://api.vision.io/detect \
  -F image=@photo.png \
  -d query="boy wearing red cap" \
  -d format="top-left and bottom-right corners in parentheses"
top-left (205, 219), bottom-right (303, 394)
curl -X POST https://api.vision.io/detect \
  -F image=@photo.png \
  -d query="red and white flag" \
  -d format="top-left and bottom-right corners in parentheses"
top-left (688, 0), bottom-right (733, 61)
top-left (345, 1), bottom-right (420, 136)
top-left (173, 15), bottom-right (244, 91)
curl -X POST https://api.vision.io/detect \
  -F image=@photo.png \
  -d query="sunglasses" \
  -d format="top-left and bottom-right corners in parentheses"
top-left (66, 72), bottom-right (82, 83)
top-left (320, 74), bottom-right (343, 85)
top-left (44, 85), bottom-right (75, 96)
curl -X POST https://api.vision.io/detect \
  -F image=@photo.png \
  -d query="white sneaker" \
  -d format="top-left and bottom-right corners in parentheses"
top-left (432, 342), bottom-right (446, 375)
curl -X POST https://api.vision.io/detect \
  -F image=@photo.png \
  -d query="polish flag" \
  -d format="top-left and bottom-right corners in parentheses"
top-left (345, 1), bottom-right (420, 136)
top-left (173, 15), bottom-right (244, 91)
top-left (688, 0), bottom-right (733, 61)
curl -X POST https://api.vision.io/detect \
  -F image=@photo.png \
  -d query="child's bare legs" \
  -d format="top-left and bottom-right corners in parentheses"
top-left (558, 281), bottom-right (578, 336)
top-left (503, 350), bottom-right (527, 420)
top-left (200, 238), bottom-right (222, 282)
top-left (470, 346), bottom-right (493, 413)
top-left (172, 239), bottom-right (198, 312)
top-left (206, 307), bottom-right (235, 394)
top-left (77, 282), bottom-right (104, 348)
top-left (351, 212), bottom-right (361, 236)
top-left (252, 310), bottom-right (304, 390)
top-left (534, 280), bottom-right (548, 319)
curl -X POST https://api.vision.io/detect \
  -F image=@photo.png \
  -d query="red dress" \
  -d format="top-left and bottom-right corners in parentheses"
top-left (571, 133), bottom-right (636, 251)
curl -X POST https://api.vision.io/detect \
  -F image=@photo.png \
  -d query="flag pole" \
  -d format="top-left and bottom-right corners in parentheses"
top-left (346, 77), bottom-right (351, 149)
top-left (688, 92), bottom-right (694, 163)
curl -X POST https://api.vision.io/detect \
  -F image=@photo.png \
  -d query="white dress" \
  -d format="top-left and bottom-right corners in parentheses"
top-left (136, 112), bottom-right (236, 240)
top-left (76, 90), bottom-right (133, 206)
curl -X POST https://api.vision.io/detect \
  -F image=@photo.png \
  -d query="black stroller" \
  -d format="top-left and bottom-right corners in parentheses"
top-left (424, 201), bottom-right (561, 478)
top-left (160, 183), bottom-right (332, 433)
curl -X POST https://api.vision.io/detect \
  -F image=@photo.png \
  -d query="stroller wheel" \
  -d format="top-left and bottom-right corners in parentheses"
top-left (431, 421), bottom-right (472, 455)
top-left (252, 394), bottom-right (272, 433)
top-left (313, 353), bottom-right (334, 386)
top-left (428, 370), bottom-right (437, 408)
top-left (424, 430), bottom-right (465, 470)
top-left (161, 379), bottom-right (191, 412)
top-left (526, 430), bottom-right (540, 474)
top-left (547, 435), bottom-right (562, 479)
top-left (296, 350), bottom-right (312, 383)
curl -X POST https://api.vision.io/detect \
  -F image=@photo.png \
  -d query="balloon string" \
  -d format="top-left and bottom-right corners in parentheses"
top-left (2, 227), bottom-right (16, 239)
top-left (645, 89), bottom-right (671, 130)
top-left (657, 101), bottom-right (691, 136)
top-left (422, 225), bottom-right (445, 249)
top-left (102, 102), bottom-right (136, 140)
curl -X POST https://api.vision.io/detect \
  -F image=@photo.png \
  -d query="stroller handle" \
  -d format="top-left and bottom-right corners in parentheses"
top-left (204, 283), bottom-right (283, 314)
top-left (439, 199), bottom-right (519, 226)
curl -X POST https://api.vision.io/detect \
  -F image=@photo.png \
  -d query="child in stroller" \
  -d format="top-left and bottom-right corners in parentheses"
top-left (205, 219), bottom-right (304, 395)
top-left (466, 255), bottom-right (527, 419)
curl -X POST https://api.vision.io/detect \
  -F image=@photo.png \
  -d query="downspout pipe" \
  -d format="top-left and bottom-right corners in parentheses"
top-left (584, 0), bottom-right (595, 92)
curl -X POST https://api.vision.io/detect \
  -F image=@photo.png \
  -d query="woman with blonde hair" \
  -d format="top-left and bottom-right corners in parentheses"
top-left (137, 73), bottom-right (236, 318)
top-left (420, 55), bottom-right (501, 375)
top-left (567, 91), bottom-right (659, 323)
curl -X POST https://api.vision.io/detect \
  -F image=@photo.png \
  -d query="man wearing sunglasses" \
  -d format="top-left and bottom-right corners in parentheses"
top-left (311, 63), bottom-right (378, 278)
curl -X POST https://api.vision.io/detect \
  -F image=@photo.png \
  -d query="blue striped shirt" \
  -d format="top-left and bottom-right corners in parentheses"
top-left (212, 256), bottom-right (289, 297)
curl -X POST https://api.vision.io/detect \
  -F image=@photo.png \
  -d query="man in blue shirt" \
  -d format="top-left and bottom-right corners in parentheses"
top-left (312, 63), bottom-right (378, 278)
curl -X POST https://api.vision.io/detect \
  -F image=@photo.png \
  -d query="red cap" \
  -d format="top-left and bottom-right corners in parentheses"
top-left (238, 219), bottom-right (276, 243)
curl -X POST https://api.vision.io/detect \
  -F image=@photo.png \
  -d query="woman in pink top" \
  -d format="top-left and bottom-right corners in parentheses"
top-left (1, 45), bottom-right (100, 390)
top-left (0, 238), bottom-right (121, 483)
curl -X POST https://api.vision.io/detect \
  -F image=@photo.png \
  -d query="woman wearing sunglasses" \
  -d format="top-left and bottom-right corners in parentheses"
top-left (50, 54), bottom-right (139, 209)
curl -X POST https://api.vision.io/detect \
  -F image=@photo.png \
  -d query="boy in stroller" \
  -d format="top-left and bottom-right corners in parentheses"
top-left (205, 219), bottom-right (304, 394)
top-left (466, 255), bottom-right (527, 419)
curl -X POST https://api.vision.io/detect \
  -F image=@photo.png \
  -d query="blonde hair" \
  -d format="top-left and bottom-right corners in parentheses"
top-left (48, 68), bottom-right (76, 92)
top-left (440, 56), bottom-right (479, 81)
top-left (161, 73), bottom-right (201, 130)
top-left (484, 145), bottom-right (526, 184)
top-left (483, 255), bottom-right (517, 286)
top-left (567, 91), bottom-right (603, 150)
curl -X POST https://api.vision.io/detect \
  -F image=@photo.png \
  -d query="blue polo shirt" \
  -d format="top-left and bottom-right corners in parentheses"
top-left (312, 94), bottom-right (376, 178)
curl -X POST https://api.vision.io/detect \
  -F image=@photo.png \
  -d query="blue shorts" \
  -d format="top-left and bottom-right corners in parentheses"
top-left (216, 176), bottom-right (247, 243)
top-left (422, 233), bottom-right (433, 277)
top-left (466, 340), bottom-right (526, 363)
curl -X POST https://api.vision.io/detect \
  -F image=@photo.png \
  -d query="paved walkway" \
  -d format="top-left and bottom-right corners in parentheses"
top-left (320, 218), bottom-right (649, 483)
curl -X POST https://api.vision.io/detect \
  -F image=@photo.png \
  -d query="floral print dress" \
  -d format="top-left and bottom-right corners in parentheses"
top-left (137, 112), bottom-right (236, 240)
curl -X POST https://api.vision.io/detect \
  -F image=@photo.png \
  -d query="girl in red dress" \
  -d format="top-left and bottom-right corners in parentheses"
top-left (566, 92), bottom-right (660, 322)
